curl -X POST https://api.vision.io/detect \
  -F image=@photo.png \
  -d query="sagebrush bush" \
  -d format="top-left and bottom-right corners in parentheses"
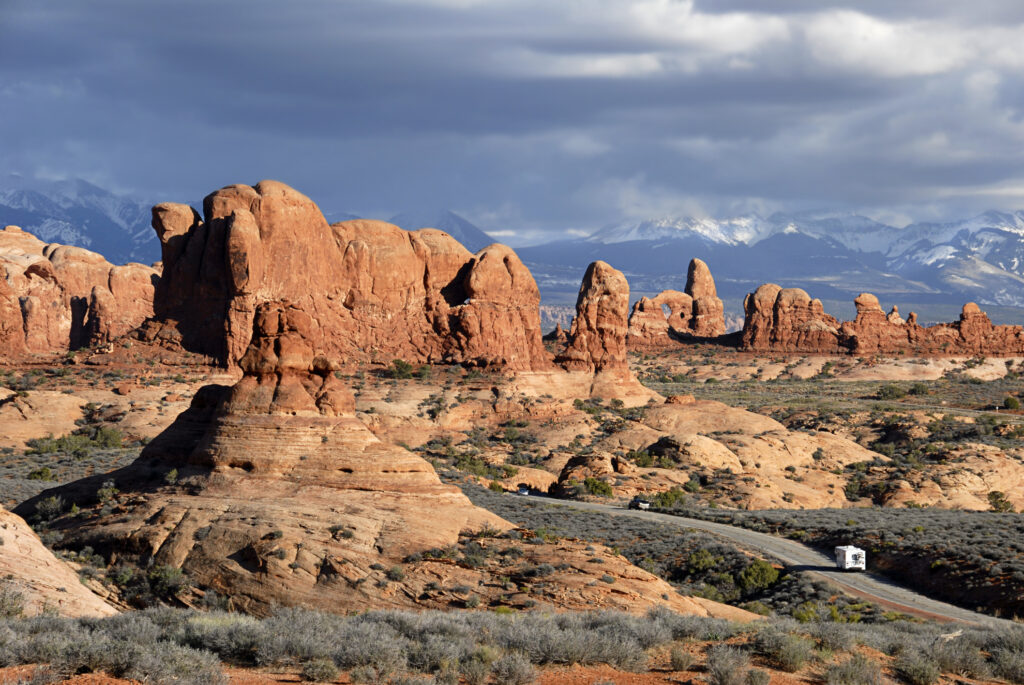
top-left (670, 645), bottom-right (694, 671)
top-left (826, 654), bottom-right (884, 685)
top-left (301, 657), bottom-right (339, 682)
top-left (706, 645), bottom-right (749, 685)
top-left (896, 650), bottom-right (940, 685)
top-left (492, 652), bottom-right (536, 685)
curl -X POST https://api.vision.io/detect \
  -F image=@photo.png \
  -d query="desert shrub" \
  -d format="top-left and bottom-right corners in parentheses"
top-left (755, 630), bottom-right (812, 672)
top-left (825, 654), bottom-right (884, 685)
top-left (461, 657), bottom-right (491, 685)
top-left (491, 652), bottom-right (536, 685)
top-left (738, 560), bottom-right (779, 593)
top-left (0, 582), bottom-right (25, 618)
top-left (811, 621), bottom-right (856, 652)
top-left (177, 612), bottom-right (261, 663)
top-left (994, 647), bottom-right (1024, 684)
top-left (933, 638), bottom-right (988, 678)
top-left (670, 645), bottom-right (694, 671)
top-left (746, 669), bottom-right (771, 685)
top-left (1004, 396), bottom-right (1020, 410)
top-left (387, 359), bottom-right (416, 379)
top-left (706, 645), bottom-right (749, 685)
top-left (876, 384), bottom-right (906, 400)
top-left (583, 477), bottom-right (612, 497)
top-left (896, 650), bottom-right (940, 685)
top-left (301, 657), bottom-right (339, 682)
top-left (35, 495), bottom-right (64, 521)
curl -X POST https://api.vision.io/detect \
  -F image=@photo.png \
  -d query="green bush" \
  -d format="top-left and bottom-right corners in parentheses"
top-left (738, 560), bottom-right (779, 593)
top-left (583, 477), bottom-right (612, 497)
top-left (387, 359), bottom-right (415, 379)
top-left (876, 384), bottom-right (906, 400)
top-left (1004, 396), bottom-right (1021, 410)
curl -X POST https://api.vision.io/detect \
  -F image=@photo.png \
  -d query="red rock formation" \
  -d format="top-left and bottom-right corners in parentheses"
top-left (742, 286), bottom-right (1024, 356)
top-left (19, 301), bottom-right (508, 615)
top-left (741, 284), bottom-right (841, 352)
top-left (543, 322), bottom-right (568, 345)
top-left (687, 258), bottom-right (726, 337)
top-left (147, 181), bottom-right (550, 370)
top-left (626, 259), bottom-right (725, 348)
top-left (0, 506), bottom-right (117, 617)
top-left (0, 225), bottom-right (158, 358)
top-left (558, 261), bottom-right (630, 372)
top-left (627, 296), bottom-right (670, 347)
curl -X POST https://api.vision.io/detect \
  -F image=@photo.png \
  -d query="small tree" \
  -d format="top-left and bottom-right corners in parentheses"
top-left (1004, 396), bottom-right (1021, 410)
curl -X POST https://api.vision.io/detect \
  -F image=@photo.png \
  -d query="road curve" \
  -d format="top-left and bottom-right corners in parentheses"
top-left (521, 495), bottom-right (1015, 628)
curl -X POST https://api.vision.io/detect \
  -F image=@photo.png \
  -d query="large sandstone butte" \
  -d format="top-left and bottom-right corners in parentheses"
top-left (0, 226), bottom-right (158, 357)
top-left (146, 181), bottom-right (550, 371)
top-left (741, 285), bottom-right (1024, 356)
top-left (20, 301), bottom-right (508, 614)
top-left (626, 258), bottom-right (725, 348)
top-left (0, 506), bottom-right (117, 617)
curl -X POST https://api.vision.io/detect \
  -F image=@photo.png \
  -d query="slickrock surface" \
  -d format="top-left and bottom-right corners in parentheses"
top-left (742, 284), bottom-right (1024, 356)
top-left (0, 506), bottom-right (117, 617)
top-left (0, 225), bottom-right (158, 357)
top-left (626, 259), bottom-right (725, 348)
top-left (147, 181), bottom-right (550, 370)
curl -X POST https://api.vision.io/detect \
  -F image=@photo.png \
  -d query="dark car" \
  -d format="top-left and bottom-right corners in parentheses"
top-left (628, 497), bottom-right (651, 510)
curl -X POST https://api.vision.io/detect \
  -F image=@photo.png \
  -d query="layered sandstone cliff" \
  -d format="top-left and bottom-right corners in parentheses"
top-left (626, 258), bottom-right (725, 348)
top-left (0, 226), bottom-right (158, 357)
top-left (146, 181), bottom-right (550, 370)
top-left (742, 286), bottom-right (1024, 356)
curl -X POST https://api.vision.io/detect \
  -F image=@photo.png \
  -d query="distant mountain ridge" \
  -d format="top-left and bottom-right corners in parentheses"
top-left (0, 175), bottom-right (159, 265)
top-left (522, 210), bottom-right (1024, 315)
top-left (388, 209), bottom-right (496, 253)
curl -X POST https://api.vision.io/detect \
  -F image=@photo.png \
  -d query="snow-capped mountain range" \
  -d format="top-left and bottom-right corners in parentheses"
top-left (0, 175), bottom-right (158, 265)
top-left (520, 210), bottom-right (1024, 316)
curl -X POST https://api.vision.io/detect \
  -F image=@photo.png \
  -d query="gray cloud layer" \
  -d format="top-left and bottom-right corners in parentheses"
top-left (3, 0), bottom-right (1024, 242)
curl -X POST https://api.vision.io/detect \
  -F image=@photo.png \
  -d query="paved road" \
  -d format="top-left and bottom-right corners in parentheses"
top-left (521, 495), bottom-right (1016, 628)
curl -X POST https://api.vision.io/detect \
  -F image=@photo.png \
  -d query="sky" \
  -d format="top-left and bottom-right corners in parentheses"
top-left (3, 0), bottom-right (1024, 244)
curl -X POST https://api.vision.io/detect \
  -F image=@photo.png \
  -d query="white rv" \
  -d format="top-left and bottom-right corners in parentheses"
top-left (834, 545), bottom-right (866, 571)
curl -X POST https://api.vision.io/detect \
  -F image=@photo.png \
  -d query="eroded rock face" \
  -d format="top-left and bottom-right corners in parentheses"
top-left (558, 261), bottom-right (630, 372)
top-left (626, 259), bottom-right (725, 348)
top-left (0, 226), bottom-right (158, 357)
top-left (742, 286), bottom-right (1024, 356)
top-left (0, 506), bottom-right (116, 617)
top-left (686, 258), bottom-right (726, 337)
top-left (741, 285), bottom-right (841, 352)
top-left (19, 301), bottom-right (507, 615)
top-left (147, 181), bottom-right (550, 370)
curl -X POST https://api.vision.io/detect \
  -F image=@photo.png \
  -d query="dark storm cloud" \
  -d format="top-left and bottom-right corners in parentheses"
top-left (2, 0), bottom-right (1024, 241)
